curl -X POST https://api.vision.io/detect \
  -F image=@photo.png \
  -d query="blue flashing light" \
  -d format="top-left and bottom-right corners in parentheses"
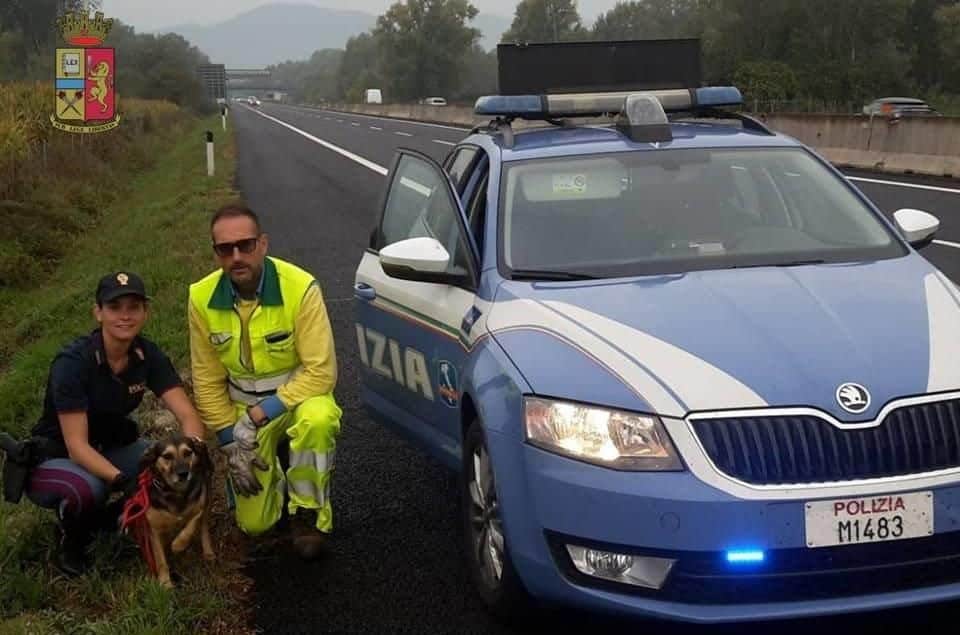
top-left (726, 549), bottom-right (765, 564)
top-left (475, 95), bottom-right (544, 116)
top-left (696, 86), bottom-right (743, 108)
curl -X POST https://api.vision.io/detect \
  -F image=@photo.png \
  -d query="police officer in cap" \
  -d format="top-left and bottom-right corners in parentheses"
top-left (24, 271), bottom-right (207, 576)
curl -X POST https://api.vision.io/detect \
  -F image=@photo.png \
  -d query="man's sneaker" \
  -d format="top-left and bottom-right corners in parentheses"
top-left (290, 509), bottom-right (327, 560)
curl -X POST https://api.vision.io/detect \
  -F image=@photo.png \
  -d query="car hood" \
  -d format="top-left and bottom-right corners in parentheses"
top-left (485, 256), bottom-right (960, 421)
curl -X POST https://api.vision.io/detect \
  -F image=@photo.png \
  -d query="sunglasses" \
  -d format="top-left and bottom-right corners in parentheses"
top-left (213, 237), bottom-right (259, 257)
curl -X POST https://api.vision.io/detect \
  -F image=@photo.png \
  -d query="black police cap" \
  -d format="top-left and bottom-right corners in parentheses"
top-left (96, 271), bottom-right (148, 304)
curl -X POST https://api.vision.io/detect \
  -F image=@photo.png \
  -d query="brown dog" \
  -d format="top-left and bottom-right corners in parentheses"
top-left (138, 434), bottom-right (214, 587)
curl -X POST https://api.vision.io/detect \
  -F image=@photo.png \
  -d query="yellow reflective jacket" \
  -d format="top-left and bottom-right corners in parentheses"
top-left (188, 256), bottom-right (337, 431)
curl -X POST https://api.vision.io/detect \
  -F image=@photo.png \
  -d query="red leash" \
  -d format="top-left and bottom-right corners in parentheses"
top-left (119, 469), bottom-right (157, 576)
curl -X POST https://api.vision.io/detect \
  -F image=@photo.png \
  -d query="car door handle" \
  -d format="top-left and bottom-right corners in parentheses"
top-left (354, 282), bottom-right (376, 301)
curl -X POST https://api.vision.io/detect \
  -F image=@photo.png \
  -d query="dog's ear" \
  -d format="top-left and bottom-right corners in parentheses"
top-left (187, 436), bottom-right (213, 476)
top-left (139, 441), bottom-right (163, 476)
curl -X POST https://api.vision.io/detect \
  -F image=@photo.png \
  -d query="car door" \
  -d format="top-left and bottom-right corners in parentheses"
top-left (354, 149), bottom-right (481, 465)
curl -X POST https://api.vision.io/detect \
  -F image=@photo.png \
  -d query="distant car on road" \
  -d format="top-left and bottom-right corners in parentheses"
top-left (420, 97), bottom-right (447, 106)
top-left (247, 96), bottom-right (261, 107)
top-left (862, 97), bottom-right (939, 117)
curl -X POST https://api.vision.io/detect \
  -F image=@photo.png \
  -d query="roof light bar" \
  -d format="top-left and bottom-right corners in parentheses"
top-left (474, 86), bottom-right (743, 119)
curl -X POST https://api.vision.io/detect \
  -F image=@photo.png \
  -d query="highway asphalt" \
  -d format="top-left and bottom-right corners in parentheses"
top-left (228, 102), bottom-right (960, 634)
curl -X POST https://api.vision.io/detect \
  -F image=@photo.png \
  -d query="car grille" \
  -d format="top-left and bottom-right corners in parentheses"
top-left (690, 398), bottom-right (960, 485)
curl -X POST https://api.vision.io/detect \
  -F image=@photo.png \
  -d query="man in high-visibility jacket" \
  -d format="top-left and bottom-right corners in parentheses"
top-left (188, 203), bottom-right (341, 559)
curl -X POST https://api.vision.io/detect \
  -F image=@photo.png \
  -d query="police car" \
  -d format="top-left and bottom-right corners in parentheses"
top-left (352, 44), bottom-right (960, 622)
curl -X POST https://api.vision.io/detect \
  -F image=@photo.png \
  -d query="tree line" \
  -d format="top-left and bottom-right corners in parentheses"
top-left (0, 0), bottom-right (214, 112)
top-left (2, 0), bottom-right (958, 113)
top-left (273, 0), bottom-right (960, 113)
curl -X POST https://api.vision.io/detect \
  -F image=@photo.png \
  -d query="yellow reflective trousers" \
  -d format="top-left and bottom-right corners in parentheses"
top-left (229, 394), bottom-right (341, 535)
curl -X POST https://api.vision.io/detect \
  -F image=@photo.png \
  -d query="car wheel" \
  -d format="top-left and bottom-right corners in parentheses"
top-left (462, 418), bottom-right (530, 620)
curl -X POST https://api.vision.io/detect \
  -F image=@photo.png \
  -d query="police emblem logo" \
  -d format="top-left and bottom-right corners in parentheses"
top-left (51, 10), bottom-right (120, 134)
top-left (437, 360), bottom-right (459, 408)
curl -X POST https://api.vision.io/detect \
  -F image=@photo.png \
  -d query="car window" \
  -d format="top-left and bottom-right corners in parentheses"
top-left (499, 147), bottom-right (906, 277)
top-left (466, 171), bottom-right (488, 258)
top-left (445, 147), bottom-right (478, 194)
top-left (456, 169), bottom-right (488, 268)
top-left (379, 153), bottom-right (473, 279)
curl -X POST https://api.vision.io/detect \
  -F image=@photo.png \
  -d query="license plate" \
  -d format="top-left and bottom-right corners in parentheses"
top-left (804, 491), bottom-right (934, 548)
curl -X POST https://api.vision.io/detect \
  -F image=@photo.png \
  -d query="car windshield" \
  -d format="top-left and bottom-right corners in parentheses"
top-left (499, 147), bottom-right (906, 278)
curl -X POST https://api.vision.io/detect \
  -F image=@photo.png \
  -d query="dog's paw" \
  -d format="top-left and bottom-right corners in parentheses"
top-left (171, 537), bottom-right (191, 554)
top-left (159, 576), bottom-right (174, 589)
top-left (202, 549), bottom-right (215, 561)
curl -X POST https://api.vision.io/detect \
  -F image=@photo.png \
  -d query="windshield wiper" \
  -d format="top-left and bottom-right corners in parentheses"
top-left (509, 268), bottom-right (596, 281)
top-left (730, 259), bottom-right (825, 269)
top-left (776, 259), bottom-right (825, 267)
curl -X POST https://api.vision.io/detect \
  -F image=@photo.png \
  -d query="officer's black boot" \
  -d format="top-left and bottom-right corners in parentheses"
top-left (55, 502), bottom-right (92, 577)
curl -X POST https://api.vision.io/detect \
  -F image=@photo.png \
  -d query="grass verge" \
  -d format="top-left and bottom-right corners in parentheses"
top-left (0, 114), bottom-right (255, 635)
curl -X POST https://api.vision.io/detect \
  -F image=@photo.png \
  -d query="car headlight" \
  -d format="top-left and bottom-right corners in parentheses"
top-left (524, 396), bottom-right (682, 470)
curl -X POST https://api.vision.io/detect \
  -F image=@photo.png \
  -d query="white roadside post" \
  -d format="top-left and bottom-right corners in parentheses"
top-left (221, 104), bottom-right (227, 131)
top-left (206, 130), bottom-right (215, 176)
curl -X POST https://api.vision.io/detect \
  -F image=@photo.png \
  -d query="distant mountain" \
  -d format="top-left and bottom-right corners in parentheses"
top-left (158, 3), bottom-right (513, 66)
top-left (157, 3), bottom-right (376, 67)
top-left (472, 13), bottom-right (511, 51)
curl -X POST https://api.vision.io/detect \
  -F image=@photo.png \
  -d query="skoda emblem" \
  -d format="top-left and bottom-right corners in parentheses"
top-left (836, 383), bottom-right (870, 414)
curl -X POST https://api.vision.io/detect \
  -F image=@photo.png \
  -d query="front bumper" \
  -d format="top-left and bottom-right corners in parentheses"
top-left (490, 432), bottom-right (960, 623)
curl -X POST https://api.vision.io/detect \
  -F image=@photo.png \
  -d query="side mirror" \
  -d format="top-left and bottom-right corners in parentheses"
top-left (379, 237), bottom-right (459, 284)
top-left (894, 208), bottom-right (939, 248)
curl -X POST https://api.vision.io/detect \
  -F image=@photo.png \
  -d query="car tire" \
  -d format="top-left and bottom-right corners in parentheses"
top-left (461, 418), bottom-right (531, 622)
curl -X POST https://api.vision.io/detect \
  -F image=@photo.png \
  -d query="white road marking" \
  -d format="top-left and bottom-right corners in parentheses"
top-left (848, 176), bottom-right (960, 195)
top-left (286, 104), bottom-right (470, 132)
top-left (291, 106), bottom-right (470, 134)
top-left (247, 108), bottom-right (387, 175)
top-left (432, 139), bottom-right (455, 146)
top-left (351, 122), bottom-right (360, 126)
top-left (244, 106), bottom-right (960, 251)
top-left (933, 240), bottom-right (960, 249)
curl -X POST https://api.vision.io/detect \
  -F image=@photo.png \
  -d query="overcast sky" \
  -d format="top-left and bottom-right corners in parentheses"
top-left (100, 0), bottom-right (612, 31)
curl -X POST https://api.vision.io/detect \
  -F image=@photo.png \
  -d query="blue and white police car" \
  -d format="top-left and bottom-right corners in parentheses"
top-left (352, 71), bottom-right (960, 622)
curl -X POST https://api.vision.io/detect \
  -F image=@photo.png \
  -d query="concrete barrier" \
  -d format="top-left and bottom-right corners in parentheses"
top-left (760, 113), bottom-right (960, 178)
top-left (316, 102), bottom-right (960, 179)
